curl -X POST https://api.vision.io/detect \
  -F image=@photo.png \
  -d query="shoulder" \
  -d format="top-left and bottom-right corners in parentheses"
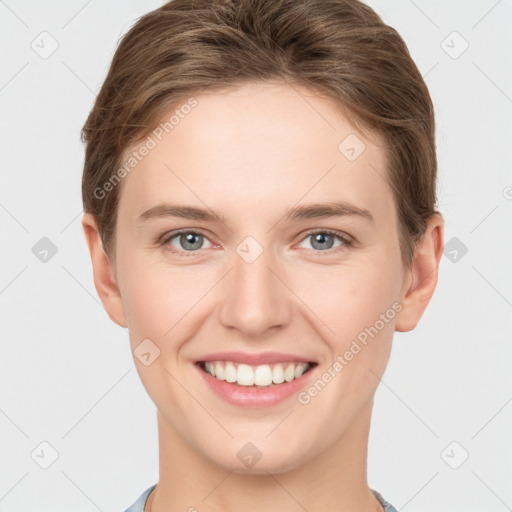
top-left (123, 484), bottom-right (157, 512)
top-left (372, 488), bottom-right (399, 512)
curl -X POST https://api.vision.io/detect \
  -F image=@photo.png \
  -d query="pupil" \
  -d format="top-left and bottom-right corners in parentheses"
top-left (312, 233), bottom-right (333, 250)
top-left (182, 233), bottom-right (202, 250)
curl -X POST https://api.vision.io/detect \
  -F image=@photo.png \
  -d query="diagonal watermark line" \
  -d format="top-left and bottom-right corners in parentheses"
top-left (399, 472), bottom-right (439, 510)
top-left (0, 472), bottom-right (29, 503)
top-left (61, 369), bottom-right (131, 439)
top-left (471, 396), bottom-right (512, 439)
top-left (369, 368), bottom-right (439, 438)
top-left (266, 473), bottom-right (308, 511)
top-left (61, 265), bottom-right (103, 308)
top-left (471, 265), bottom-right (512, 308)
top-left (61, 265), bottom-right (128, 329)
top-left (368, 162), bottom-right (400, 198)
top-left (0, 408), bottom-right (29, 438)
top-left (0, 1), bottom-right (29, 28)
top-left (422, 61), bottom-right (439, 79)
top-left (407, 0), bottom-right (439, 28)
top-left (282, 77), bottom-right (337, 131)
top-left (61, 209), bottom-right (84, 233)
top-left (162, 366), bottom-right (234, 438)
top-left (472, 61), bottom-right (512, 104)
top-left (470, 204), bottom-right (499, 233)
top-left (0, 265), bottom-right (28, 296)
top-left (201, 471), bottom-right (233, 502)
top-left (164, 163), bottom-right (233, 233)
top-left (265, 409), bottom-right (294, 438)
top-left (472, 471), bottom-right (512, 510)
top-left (163, 267), bottom-right (234, 337)
top-left (0, 61), bottom-right (29, 92)
top-left (471, 0), bottom-right (504, 30)
top-left (61, 471), bottom-right (104, 511)
top-left (61, 60), bottom-right (95, 95)
top-left (266, 164), bottom-right (337, 235)
top-left (0, 202), bottom-right (29, 233)
top-left (266, 265), bottom-right (337, 336)
top-left (61, 0), bottom-right (93, 29)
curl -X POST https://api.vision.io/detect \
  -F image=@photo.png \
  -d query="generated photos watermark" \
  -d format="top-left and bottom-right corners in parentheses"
top-left (93, 97), bottom-right (198, 200)
top-left (297, 300), bottom-right (403, 405)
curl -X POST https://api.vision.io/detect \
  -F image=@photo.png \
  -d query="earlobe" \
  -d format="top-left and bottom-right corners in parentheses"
top-left (81, 213), bottom-right (128, 328)
top-left (395, 213), bottom-right (444, 333)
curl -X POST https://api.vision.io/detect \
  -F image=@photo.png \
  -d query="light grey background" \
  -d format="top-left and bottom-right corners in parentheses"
top-left (0, 1), bottom-right (511, 510)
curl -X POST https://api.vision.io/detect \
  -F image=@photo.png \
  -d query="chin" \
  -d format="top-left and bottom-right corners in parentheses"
top-left (208, 443), bottom-right (309, 476)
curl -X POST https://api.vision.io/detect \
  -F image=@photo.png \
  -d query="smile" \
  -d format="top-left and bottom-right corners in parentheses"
top-left (198, 360), bottom-right (316, 387)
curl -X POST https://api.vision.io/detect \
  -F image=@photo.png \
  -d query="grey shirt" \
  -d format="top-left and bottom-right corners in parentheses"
top-left (124, 484), bottom-right (399, 512)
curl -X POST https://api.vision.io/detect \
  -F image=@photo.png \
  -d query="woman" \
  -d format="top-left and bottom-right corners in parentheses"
top-left (80, 0), bottom-right (444, 510)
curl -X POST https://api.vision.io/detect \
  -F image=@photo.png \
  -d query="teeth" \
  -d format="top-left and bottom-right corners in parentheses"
top-left (284, 363), bottom-right (295, 382)
top-left (237, 364), bottom-right (255, 385)
top-left (224, 361), bottom-right (237, 383)
top-left (214, 362), bottom-right (224, 380)
top-left (202, 361), bottom-right (311, 387)
top-left (272, 364), bottom-right (285, 384)
top-left (254, 364), bottom-right (273, 386)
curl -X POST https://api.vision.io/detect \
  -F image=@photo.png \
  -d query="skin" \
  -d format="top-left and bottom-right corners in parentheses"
top-left (82, 80), bottom-right (444, 512)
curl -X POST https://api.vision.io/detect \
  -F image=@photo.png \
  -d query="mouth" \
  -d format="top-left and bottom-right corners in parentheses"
top-left (196, 360), bottom-right (318, 388)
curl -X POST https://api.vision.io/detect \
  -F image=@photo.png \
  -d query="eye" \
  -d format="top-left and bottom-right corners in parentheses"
top-left (158, 228), bottom-right (353, 257)
top-left (160, 230), bottom-right (214, 256)
top-left (298, 229), bottom-right (353, 253)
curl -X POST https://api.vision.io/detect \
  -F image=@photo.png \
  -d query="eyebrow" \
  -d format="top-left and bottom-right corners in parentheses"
top-left (137, 200), bottom-right (374, 225)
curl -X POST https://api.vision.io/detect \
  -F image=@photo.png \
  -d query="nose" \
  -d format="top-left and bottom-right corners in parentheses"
top-left (218, 240), bottom-right (292, 338)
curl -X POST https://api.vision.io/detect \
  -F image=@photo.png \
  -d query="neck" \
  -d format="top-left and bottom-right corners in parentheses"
top-left (148, 400), bottom-right (383, 512)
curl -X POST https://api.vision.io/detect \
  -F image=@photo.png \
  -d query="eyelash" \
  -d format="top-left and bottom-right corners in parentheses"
top-left (157, 228), bottom-right (354, 257)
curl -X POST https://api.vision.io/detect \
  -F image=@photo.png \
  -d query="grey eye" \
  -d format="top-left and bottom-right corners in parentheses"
top-left (170, 232), bottom-right (211, 251)
top-left (310, 233), bottom-right (335, 250)
top-left (299, 232), bottom-right (345, 252)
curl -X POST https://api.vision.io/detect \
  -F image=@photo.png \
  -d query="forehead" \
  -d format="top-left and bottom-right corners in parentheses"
top-left (118, 80), bottom-right (394, 228)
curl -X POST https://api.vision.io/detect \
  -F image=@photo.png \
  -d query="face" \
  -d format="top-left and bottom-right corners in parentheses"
top-left (110, 80), bottom-right (410, 473)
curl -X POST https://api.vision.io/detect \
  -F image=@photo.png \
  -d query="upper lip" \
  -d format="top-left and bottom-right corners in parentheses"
top-left (196, 351), bottom-right (316, 365)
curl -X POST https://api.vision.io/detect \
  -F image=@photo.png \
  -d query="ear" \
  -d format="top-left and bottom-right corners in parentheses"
top-left (81, 213), bottom-right (127, 328)
top-left (395, 213), bottom-right (444, 332)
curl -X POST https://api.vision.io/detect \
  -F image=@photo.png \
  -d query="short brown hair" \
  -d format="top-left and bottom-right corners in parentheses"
top-left (81, 0), bottom-right (440, 266)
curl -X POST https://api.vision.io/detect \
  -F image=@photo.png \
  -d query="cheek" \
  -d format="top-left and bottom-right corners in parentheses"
top-left (118, 254), bottom-right (216, 351)
top-left (291, 257), bottom-right (401, 344)
top-left (290, 260), bottom-right (400, 420)
top-left (117, 257), bottom-right (203, 398)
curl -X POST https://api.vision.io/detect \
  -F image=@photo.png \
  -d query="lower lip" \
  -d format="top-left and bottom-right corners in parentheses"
top-left (194, 363), bottom-right (317, 408)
